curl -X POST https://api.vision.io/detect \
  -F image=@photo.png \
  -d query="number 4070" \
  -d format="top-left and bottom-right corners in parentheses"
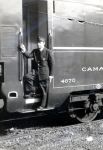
top-left (64, 78), bottom-right (76, 83)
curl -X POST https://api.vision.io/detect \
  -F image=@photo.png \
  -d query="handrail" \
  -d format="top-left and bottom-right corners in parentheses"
top-left (18, 28), bottom-right (23, 81)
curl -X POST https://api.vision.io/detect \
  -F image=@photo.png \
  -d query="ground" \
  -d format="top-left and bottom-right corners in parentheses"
top-left (0, 115), bottom-right (103, 150)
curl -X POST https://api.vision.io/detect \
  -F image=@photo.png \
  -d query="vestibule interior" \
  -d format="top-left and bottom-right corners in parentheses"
top-left (22, 0), bottom-right (48, 73)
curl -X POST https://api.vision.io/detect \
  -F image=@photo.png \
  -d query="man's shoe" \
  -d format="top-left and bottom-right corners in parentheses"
top-left (37, 106), bottom-right (45, 111)
top-left (30, 92), bottom-right (37, 97)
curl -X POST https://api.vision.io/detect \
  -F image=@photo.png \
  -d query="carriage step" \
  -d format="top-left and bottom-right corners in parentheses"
top-left (37, 107), bottom-right (54, 111)
top-left (25, 97), bottom-right (40, 104)
top-left (17, 107), bottom-right (54, 113)
top-left (17, 109), bottom-right (36, 113)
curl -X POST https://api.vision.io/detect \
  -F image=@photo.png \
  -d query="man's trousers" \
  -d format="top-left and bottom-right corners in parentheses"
top-left (23, 73), bottom-right (49, 107)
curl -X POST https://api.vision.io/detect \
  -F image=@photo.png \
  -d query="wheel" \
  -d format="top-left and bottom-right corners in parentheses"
top-left (68, 98), bottom-right (99, 123)
top-left (75, 108), bottom-right (98, 123)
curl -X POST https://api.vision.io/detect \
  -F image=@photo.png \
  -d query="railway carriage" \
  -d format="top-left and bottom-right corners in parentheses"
top-left (0, 0), bottom-right (103, 122)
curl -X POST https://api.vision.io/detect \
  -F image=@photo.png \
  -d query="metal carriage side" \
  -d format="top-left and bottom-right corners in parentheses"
top-left (0, 0), bottom-right (103, 123)
top-left (48, 0), bottom-right (103, 122)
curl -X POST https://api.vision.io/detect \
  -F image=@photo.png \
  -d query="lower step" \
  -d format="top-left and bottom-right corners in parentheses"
top-left (17, 109), bottom-right (36, 113)
top-left (17, 107), bottom-right (54, 113)
top-left (37, 107), bottom-right (54, 111)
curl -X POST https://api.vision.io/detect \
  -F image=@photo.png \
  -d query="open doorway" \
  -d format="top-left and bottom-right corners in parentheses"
top-left (22, 0), bottom-right (48, 74)
top-left (23, 0), bottom-right (38, 74)
top-left (22, 0), bottom-right (49, 106)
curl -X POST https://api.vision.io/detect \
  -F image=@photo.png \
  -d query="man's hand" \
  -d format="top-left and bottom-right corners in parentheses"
top-left (19, 43), bottom-right (26, 53)
top-left (49, 76), bottom-right (54, 83)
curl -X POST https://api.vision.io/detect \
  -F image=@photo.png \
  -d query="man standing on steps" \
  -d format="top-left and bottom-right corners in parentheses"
top-left (19, 37), bottom-right (54, 109)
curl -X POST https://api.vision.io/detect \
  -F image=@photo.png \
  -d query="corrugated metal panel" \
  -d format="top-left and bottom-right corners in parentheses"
top-left (53, 0), bottom-right (103, 47)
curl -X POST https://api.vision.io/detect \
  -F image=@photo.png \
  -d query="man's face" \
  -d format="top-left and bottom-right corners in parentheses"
top-left (37, 41), bottom-right (45, 50)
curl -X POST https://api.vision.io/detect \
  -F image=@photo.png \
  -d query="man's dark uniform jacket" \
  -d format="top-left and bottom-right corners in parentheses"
top-left (23, 47), bottom-right (54, 81)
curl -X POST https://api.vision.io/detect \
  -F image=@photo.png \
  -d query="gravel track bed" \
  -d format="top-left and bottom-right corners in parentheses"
top-left (0, 116), bottom-right (103, 150)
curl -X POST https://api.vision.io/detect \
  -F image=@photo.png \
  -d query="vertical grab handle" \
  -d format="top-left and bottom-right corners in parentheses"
top-left (18, 28), bottom-right (23, 81)
top-left (47, 30), bottom-right (53, 50)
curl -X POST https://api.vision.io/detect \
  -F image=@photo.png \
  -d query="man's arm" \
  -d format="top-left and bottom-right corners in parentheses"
top-left (19, 44), bottom-right (33, 58)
